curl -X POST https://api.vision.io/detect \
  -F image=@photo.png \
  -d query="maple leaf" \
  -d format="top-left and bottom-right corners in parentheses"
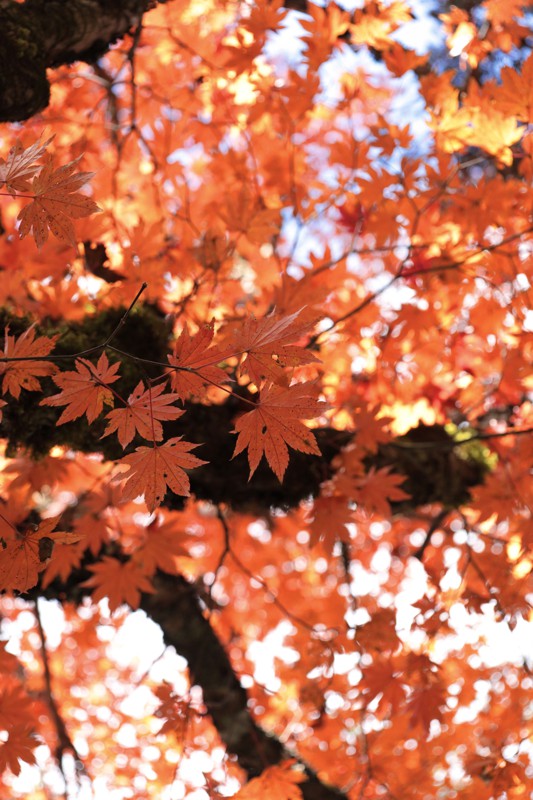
top-left (82, 556), bottom-right (155, 612)
top-left (115, 437), bottom-right (207, 512)
top-left (102, 380), bottom-right (184, 448)
top-left (307, 494), bottom-right (353, 550)
top-left (0, 725), bottom-right (37, 776)
top-left (233, 308), bottom-right (319, 387)
top-left (154, 682), bottom-right (192, 737)
top-left (41, 351), bottom-right (120, 424)
top-left (352, 404), bottom-right (393, 453)
top-left (40, 542), bottom-right (84, 589)
top-left (382, 42), bottom-right (427, 76)
top-left (232, 382), bottom-right (324, 481)
top-left (0, 135), bottom-right (52, 196)
top-left (0, 515), bottom-right (80, 593)
top-left (17, 154), bottom-right (101, 248)
top-left (361, 660), bottom-right (406, 713)
top-left (493, 49), bottom-right (533, 123)
top-left (0, 684), bottom-right (36, 730)
top-left (234, 761), bottom-right (305, 800)
top-left (0, 325), bottom-right (58, 399)
top-left (356, 608), bottom-right (401, 654)
top-left (135, 514), bottom-right (189, 575)
top-left (407, 679), bottom-right (446, 736)
top-left (353, 467), bottom-right (410, 517)
top-left (167, 324), bottom-right (230, 401)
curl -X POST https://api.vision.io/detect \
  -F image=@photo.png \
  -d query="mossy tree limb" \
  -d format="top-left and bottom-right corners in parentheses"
top-left (0, 305), bottom-right (489, 514)
top-left (0, 0), bottom-right (159, 122)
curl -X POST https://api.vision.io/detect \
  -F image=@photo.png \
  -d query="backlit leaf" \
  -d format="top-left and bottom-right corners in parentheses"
top-left (232, 382), bottom-right (324, 481)
top-left (41, 351), bottom-right (120, 424)
top-left (0, 325), bottom-right (58, 399)
top-left (103, 380), bottom-right (184, 448)
top-left (17, 154), bottom-right (100, 248)
top-left (115, 437), bottom-right (207, 512)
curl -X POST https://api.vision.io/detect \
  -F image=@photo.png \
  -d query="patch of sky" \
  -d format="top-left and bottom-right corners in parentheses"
top-left (263, 8), bottom-right (309, 73)
top-left (395, 0), bottom-right (444, 53)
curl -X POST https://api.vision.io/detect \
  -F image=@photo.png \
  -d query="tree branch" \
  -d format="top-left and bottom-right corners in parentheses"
top-left (142, 573), bottom-right (347, 799)
top-left (30, 560), bottom-right (346, 799)
top-left (0, 0), bottom-right (162, 122)
top-left (0, 304), bottom-right (492, 513)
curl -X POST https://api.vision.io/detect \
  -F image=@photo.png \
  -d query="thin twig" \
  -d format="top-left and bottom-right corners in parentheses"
top-left (216, 509), bottom-right (338, 641)
top-left (102, 282), bottom-right (148, 346)
top-left (34, 599), bottom-right (88, 781)
top-left (0, 283), bottom-right (147, 364)
top-left (391, 427), bottom-right (533, 451)
top-left (412, 508), bottom-right (449, 561)
top-left (210, 506), bottom-right (232, 596)
top-left (309, 225), bottom-right (533, 345)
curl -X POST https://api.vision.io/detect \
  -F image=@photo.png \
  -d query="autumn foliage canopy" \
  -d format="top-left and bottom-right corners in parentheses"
top-left (0, 0), bottom-right (532, 798)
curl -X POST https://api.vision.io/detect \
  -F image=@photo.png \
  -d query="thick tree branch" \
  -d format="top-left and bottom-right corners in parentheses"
top-left (0, 304), bottom-right (490, 513)
top-left (141, 573), bottom-right (346, 799)
top-left (30, 562), bottom-right (346, 799)
top-left (0, 0), bottom-right (160, 122)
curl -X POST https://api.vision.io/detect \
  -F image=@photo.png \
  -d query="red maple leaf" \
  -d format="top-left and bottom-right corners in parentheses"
top-left (232, 382), bottom-right (324, 481)
top-left (115, 437), bottom-right (207, 512)
top-left (41, 351), bottom-right (120, 424)
top-left (103, 380), bottom-right (184, 448)
top-left (0, 325), bottom-right (58, 399)
top-left (167, 324), bottom-right (230, 401)
top-left (17, 154), bottom-right (100, 247)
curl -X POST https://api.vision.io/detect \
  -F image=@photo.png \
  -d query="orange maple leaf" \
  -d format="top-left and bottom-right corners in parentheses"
top-left (41, 351), bottom-right (120, 424)
top-left (0, 514), bottom-right (80, 593)
top-left (353, 467), bottom-right (410, 517)
top-left (234, 308), bottom-right (319, 387)
top-left (493, 50), bottom-right (533, 123)
top-left (82, 556), bottom-right (155, 612)
top-left (232, 382), bottom-right (324, 481)
top-left (40, 542), bottom-right (84, 589)
top-left (103, 380), bottom-right (184, 448)
top-left (233, 760), bottom-right (305, 800)
top-left (0, 683), bottom-right (36, 730)
top-left (355, 608), bottom-right (401, 654)
top-left (352, 404), bottom-right (393, 453)
top-left (0, 325), bottom-right (58, 399)
top-left (115, 437), bottom-right (207, 512)
top-left (167, 324), bottom-right (230, 401)
top-left (361, 660), bottom-right (406, 713)
top-left (17, 154), bottom-right (101, 248)
top-left (0, 135), bottom-right (52, 196)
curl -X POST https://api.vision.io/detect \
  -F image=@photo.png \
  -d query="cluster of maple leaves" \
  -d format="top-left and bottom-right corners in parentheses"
top-left (0, 0), bottom-right (531, 798)
top-left (0, 148), bottom-right (330, 589)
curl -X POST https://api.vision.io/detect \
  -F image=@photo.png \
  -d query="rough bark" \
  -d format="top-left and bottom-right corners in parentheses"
top-left (0, 0), bottom-right (155, 122)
